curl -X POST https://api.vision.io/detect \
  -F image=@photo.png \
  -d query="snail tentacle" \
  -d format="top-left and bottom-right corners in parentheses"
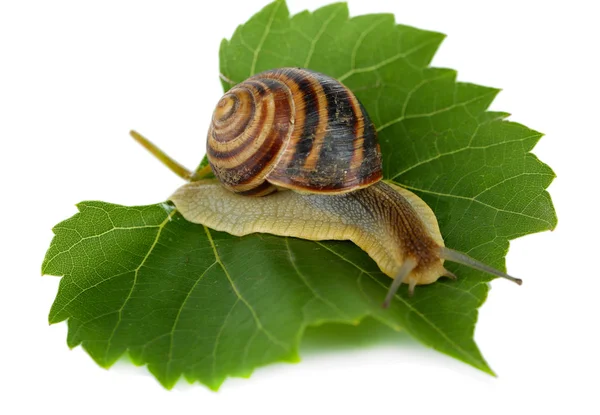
top-left (129, 130), bottom-right (214, 182)
top-left (130, 130), bottom-right (194, 180)
top-left (439, 247), bottom-right (522, 285)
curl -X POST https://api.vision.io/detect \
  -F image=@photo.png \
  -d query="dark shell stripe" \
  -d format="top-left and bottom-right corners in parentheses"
top-left (347, 87), bottom-right (366, 171)
top-left (287, 74), bottom-right (323, 172)
top-left (207, 67), bottom-right (382, 195)
top-left (292, 74), bottom-right (329, 172)
top-left (267, 68), bottom-right (382, 193)
top-left (237, 179), bottom-right (278, 197)
top-left (357, 101), bottom-right (382, 184)
top-left (309, 80), bottom-right (357, 190)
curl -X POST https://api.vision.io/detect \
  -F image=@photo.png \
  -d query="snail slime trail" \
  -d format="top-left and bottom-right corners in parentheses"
top-left (131, 67), bottom-right (522, 308)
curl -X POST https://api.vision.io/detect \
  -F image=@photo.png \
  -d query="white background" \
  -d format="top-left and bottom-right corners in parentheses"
top-left (1, 0), bottom-right (599, 413)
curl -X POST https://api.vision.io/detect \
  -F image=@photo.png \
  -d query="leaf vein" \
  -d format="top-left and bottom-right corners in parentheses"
top-left (250, 0), bottom-right (281, 76)
top-left (212, 299), bottom-right (240, 378)
top-left (377, 91), bottom-right (497, 132)
top-left (303, 7), bottom-right (342, 67)
top-left (338, 37), bottom-right (440, 82)
top-left (166, 261), bottom-right (218, 379)
top-left (285, 238), bottom-right (350, 320)
top-left (396, 182), bottom-right (554, 227)
top-left (203, 226), bottom-right (289, 352)
top-left (103, 209), bottom-right (177, 363)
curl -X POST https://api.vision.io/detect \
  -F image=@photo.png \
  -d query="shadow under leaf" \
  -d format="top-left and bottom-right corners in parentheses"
top-left (300, 317), bottom-right (414, 355)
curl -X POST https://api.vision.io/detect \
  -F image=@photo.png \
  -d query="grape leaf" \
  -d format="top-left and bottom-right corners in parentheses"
top-left (42, 0), bottom-right (557, 390)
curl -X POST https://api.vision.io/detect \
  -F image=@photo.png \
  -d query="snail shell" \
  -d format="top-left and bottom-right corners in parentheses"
top-left (207, 68), bottom-right (382, 196)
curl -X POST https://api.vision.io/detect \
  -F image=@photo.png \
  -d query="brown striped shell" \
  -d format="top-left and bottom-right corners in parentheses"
top-left (207, 68), bottom-right (382, 197)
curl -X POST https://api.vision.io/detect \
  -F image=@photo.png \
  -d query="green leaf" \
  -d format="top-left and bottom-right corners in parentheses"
top-left (42, 0), bottom-right (556, 389)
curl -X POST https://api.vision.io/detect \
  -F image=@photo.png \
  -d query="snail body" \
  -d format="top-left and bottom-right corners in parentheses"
top-left (170, 178), bottom-right (447, 290)
top-left (132, 67), bottom-right (521, 307)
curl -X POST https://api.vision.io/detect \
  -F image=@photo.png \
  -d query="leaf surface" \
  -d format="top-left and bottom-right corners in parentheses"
top-left (43, 0), bottom-right (556, 389)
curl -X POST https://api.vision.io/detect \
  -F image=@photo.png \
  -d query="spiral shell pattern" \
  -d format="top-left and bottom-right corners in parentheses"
top-left (207, 68), bottom-right (382, 196)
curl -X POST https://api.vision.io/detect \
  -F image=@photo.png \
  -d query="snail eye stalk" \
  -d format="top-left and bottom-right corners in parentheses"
top-left (130, 130), bottom-right (212, 181)
top-left (439, 247), bottom-right (522, 285)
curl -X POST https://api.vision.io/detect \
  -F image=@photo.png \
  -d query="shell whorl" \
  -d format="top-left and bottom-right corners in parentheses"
top-left (207, 75), bottom-right (295, 196)
top-left (207, 68), bottom-right (382, 196)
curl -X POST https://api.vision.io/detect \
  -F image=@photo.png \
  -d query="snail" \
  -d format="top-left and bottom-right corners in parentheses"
top-left (131, 67), bottom-right (521, 308)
